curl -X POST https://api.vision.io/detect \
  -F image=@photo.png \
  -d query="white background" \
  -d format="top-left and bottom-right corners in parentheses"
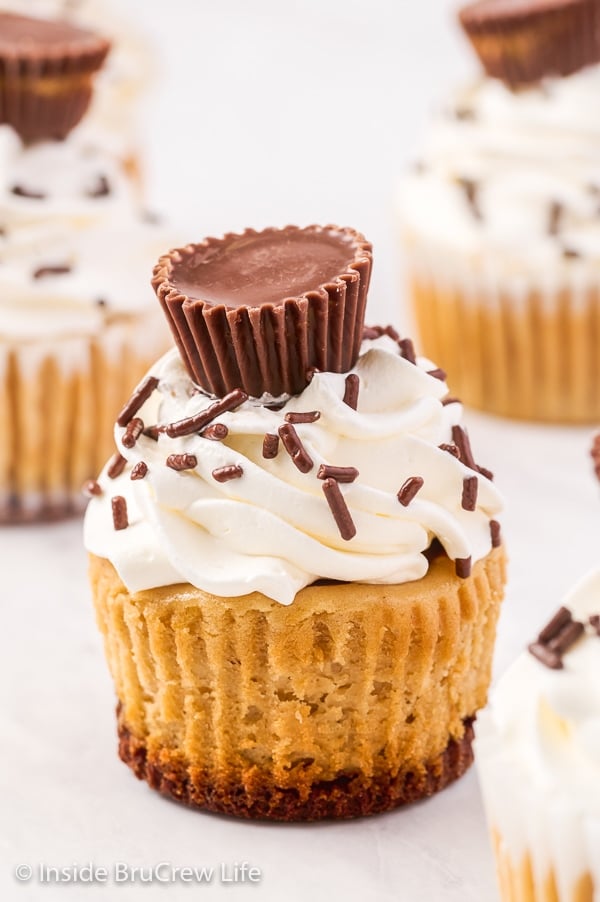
top-left (2, 2), bottom-right (599, 901)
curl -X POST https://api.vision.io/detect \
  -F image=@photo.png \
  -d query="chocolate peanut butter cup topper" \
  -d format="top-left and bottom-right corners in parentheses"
top-left (152, 225), bottom-right (373, 398)
top-left (459, 0), bottom-right (600, 88)
top-left (0, 12), bottom-right (111, 142)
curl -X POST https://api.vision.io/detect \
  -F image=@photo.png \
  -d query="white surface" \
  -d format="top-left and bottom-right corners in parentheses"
top-left (2, 2), bottom-right (599, 901)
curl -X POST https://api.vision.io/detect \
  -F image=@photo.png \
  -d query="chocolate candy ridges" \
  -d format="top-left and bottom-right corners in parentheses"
top-left (152, 226), bottom-right (373, 398)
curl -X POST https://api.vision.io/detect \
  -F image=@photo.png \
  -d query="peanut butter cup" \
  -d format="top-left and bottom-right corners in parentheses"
top-left (459, 0), bottom-right (600, 88)
top-left (0, 13), bottom-right (111, 142)
top-left (152, 225), bottom-right (373, 398)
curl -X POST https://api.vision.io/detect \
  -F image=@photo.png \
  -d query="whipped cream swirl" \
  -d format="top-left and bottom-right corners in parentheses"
top-left (400, 64), bottom-right (600, 273)
top-left (84, 337), bottom-right (502, 605)
top-left (476, 571), bottom-right (600, 893)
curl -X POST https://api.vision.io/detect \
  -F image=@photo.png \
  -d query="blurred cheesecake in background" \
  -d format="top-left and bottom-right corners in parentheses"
top-left (0, 10), bottom-right (175, 523)
top-left (398, 0), bottom-right (600, 423)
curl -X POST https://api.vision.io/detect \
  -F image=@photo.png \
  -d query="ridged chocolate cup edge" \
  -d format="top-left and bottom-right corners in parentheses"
top-left (152, 225), bottom-right (373, 398)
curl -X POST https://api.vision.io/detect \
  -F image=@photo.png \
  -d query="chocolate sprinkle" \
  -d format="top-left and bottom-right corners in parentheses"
top-left (111, 496), bottom-right (128, 531)
top-left (397, 476), bottom-right (424, 507)
top-left (363, 324), bottom-right (400, 342)
top-left (548, 200), bottom-right (563, 236)
top-left (82, 479), bottom-right (102, 497)
top-left (201, 423), bottom-right (229, 441)
top-left (278, 423), bottom-right (313, 473)
top-left (166, 453), bottom-right (198, 472)
top-left (165, 389), bottom-right (248, 438)
top-left (363, 326), bottom-right (383, 340)
top-left (317, 465), bottom-right (359, 484)
top-left (122, 417), bottom-right (144, 449)
top-left (343, 374), bottom-right (360, 410)
top-left (398, 338), bottom-right (416, 365)
top-left (117, 376), bottom-right (160, 428)
top-left (457, 177), bottom-right (482, 221)
top-left (33, 264), bottom-right (71, 279)
top-left (591, 433), bottom-right (600, 480)
top-left (285, 411), bottom-right (321, 424)
top-left (451, 425), bottom-right (477, 470)
top-left (130, 461), bottom-right (148, 480)
top-left (11, 184), bottom-right (46, 200)
top-left (442, 397), bottom-right (460, 407)
top-left (427, 368), bottom-right (447, 381)
top-left (530, 606), bottom-right (585, 669)
top-left (87, 174), bottom-right (111, 198)
top-left (563, 247), bottom-right (581, 260)
top-left (322, 478), bottom-right (356, 541)
top-left (262, 433), bottom-right (280, 459)
top-left (490, 520), bottom-right (502, 548)
top-left (107, 452), bottom-right (127, 479)
top-left (439, 443), bottom-right (460, 459)
top-left (455, 557), bottom-right (472, 579)
top-left (547, 620), bottom-right (584, 655)
top-left (461, 476), bottom-right (478, 512)
top-left (538, 606), bottom-right (572, 644)
top-left (143, 425), bottom-right (162, 442)
top-left (528, 642), bottom-right (563, 671)
top-left (590, 615), bottom-right (600, 636)
top-left (212, 464), bottom-right (243, 483)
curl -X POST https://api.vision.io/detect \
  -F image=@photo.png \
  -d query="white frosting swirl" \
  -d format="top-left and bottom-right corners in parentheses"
top-left (400, 64), bottom-right (600, 276)
top-left (0, 126), bottom-right (174, 340)
top-left (476, 572), bottom-right (600, 893)
top-left (84, 337), bottom-right (502, 605)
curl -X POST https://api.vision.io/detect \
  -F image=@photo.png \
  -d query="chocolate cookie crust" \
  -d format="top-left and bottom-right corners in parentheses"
top-left (117, 708), bottom-right (476, 821)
